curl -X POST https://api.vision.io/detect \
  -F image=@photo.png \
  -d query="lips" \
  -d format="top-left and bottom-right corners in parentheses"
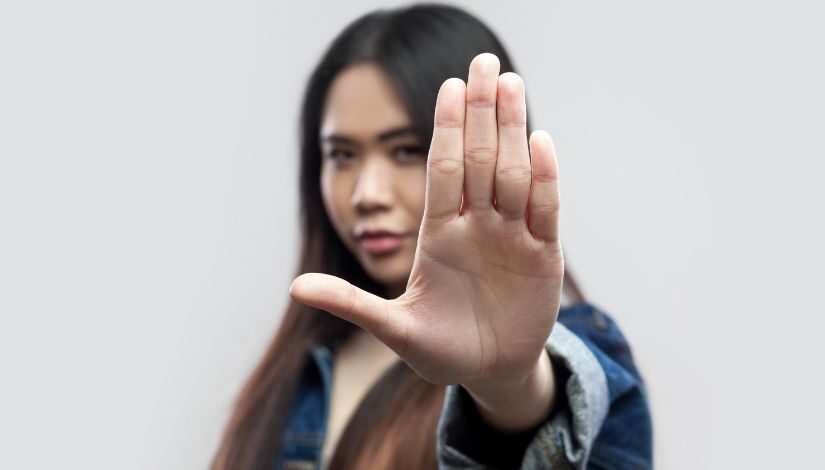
top-left (357, 230), bottom-right (408, 255)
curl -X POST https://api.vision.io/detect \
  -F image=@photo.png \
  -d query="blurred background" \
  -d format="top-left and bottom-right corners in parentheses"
top-left (1, 0), bottom-right (823, 468)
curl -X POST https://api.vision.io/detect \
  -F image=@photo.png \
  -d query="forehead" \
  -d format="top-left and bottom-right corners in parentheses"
top-left (320, 63), bottom-right (412, 141)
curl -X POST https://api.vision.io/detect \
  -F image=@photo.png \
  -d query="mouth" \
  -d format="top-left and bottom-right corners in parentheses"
top-left (357, 230), bottom-right (409, 256)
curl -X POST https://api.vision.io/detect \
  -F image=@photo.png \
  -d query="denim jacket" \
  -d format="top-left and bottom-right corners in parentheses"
top-left (274, 303), bottom-right (653, 469)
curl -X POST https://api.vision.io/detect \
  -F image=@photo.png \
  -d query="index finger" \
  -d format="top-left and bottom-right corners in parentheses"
top-left (424, 78), bottom-right (466, 221)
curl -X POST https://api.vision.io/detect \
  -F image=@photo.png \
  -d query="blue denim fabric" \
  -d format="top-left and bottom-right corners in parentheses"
top-left (274, 303), bottom-right (652, 469)
top-left (554, 304), bottom-right (653, 469)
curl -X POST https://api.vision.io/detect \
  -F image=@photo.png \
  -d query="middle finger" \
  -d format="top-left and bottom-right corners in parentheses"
top-left (463, 53), bottom-right (500, 212)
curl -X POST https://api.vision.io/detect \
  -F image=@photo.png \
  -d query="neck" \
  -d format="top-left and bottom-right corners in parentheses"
top-left (384, 280), bottom-right (407, 299)
top-left (346, 326), bottom-right (400, 367)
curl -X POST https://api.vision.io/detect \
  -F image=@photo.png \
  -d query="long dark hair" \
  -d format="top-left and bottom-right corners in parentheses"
top-left (211, 3), bottom-right (586, 469)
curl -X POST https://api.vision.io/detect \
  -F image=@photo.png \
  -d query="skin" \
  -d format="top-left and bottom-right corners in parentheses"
top-left (317, 62), bottom-right (426, 459)
top-left (319, 61), bottom-right (427, 300)
top-left (294, 53), bottom-right (562, 449)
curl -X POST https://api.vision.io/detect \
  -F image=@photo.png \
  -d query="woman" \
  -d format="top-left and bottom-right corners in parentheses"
top-left (212, 4), bottom-right (652, 469)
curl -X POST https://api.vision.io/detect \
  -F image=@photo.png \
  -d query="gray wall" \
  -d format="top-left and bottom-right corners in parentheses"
top-left (1, 0), bottom-right (822, 468)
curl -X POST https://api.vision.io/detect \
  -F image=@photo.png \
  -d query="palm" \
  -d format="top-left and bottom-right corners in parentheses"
top-left (291, 53), bottom-right (564, 386)
top-left (396, 209), bottom-right (563, 384)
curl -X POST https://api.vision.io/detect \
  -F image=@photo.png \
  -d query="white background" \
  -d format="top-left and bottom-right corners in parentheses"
top-left (1, 1), bottom-right (823, 468)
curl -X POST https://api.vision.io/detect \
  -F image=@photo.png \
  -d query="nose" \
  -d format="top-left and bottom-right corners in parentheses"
top-left (351, 154), bottom-right (393, 214)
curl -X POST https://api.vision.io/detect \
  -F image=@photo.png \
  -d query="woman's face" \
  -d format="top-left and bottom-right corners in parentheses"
top-left (319, 63), bottom-right (427, 297)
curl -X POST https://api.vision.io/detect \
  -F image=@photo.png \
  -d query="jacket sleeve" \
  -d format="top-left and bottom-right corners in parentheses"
top-left (435, 304), bottom-right (653, 469)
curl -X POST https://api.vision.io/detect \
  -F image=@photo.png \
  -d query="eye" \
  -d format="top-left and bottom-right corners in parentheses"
top-left (393, 146), bottom-right (425, 161)
top-left (326, 148), bottom-right (354, 161)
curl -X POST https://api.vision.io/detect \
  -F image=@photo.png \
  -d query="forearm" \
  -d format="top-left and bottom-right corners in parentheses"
top-left (461, 348), bottom-right (558, 432)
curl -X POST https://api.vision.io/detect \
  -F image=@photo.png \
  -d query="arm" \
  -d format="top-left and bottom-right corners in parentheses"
top-left (462, 348), bottom-right (558, 433)
top-left (437, 305), bottom-right (653, 470)
top-left (286, 54), bottom-right (652, 467)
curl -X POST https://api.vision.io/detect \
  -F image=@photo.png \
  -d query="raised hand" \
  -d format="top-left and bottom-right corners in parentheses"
top-left (290, 53), bottom-right (563, 423)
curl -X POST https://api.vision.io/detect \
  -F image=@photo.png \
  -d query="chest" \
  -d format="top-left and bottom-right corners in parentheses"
top-left (320, 343), bottom-right (401, 466)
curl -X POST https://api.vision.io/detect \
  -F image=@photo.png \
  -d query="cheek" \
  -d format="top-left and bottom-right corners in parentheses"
top-left (320, 166), bottom-right (353, 235)
top-left (400, 166), bottom-right (427, 222)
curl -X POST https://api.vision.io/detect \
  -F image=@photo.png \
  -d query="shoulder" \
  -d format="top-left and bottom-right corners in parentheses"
top-left (555, 302), bottom-right (654, 468)
top-left (557, 302), bottom-right (643, 385)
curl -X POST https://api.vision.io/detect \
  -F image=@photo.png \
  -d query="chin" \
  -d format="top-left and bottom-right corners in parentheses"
top-left (364, 264), bottom-right (410, 286)
top-left (360, 253), bottom-right (413, 290)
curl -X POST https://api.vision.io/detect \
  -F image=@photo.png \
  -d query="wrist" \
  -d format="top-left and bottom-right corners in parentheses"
top-left (462, 349), bottom-right (558, 432)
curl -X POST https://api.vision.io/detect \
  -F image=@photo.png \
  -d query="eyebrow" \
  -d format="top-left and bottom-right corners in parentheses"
top-left (319, 126), bottom-right (418, 146)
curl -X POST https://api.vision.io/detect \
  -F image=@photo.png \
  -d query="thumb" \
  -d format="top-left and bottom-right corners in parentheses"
top-left (289, 273), bottom-right (404, 346)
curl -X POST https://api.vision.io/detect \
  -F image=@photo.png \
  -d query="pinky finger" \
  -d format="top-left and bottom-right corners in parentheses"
top-left (527, 130), bottom-right (560, 243)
